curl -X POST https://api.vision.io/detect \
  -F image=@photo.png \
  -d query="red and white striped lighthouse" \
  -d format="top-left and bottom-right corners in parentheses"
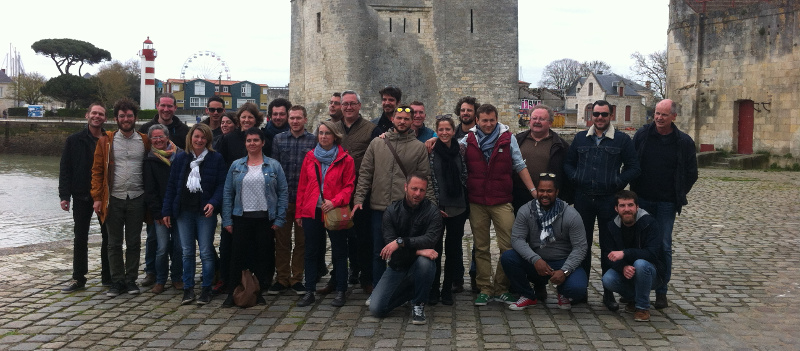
top-left (139, 37), bottom-right (157, 109)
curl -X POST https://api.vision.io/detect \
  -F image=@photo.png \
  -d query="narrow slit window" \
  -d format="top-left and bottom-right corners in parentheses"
top-left (389, 18), bottom-right (392, 32)
top-left (470, 9), bottom-right (474, 33)
top-left (403, 18), bottom-right (406, 33)
top-left (418, 18), bottom-right (421, 33)
top-left (316, 12), bottom-right (321, 33)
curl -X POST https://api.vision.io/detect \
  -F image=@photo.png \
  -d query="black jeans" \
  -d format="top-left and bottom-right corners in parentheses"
top-left (228, 215), bottom-right (274, 293)
top-left (106, 195), bottom-right (145, 284)
top-left (432, 210), bottom-right (468, 297)
top-left (573, 192), bottom-right (616, 280)
top-left (303, 210), bottom-right (348, 292)
top-left (72, 198), bottom-right (110, 284)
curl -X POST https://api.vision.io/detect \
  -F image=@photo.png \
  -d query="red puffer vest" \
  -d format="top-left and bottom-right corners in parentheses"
top-left (465, 131), bottom-right (513, 206)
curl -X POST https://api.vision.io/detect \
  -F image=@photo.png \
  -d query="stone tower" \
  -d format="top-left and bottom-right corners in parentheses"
top-left (290, 0), bottom-right (519, 125)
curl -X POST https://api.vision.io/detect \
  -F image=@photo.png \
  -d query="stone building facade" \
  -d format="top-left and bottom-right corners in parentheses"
top-left (289, 0), bottom-right (519, 127)
top-left (667, 0), bottom-right (799, 155)
top-left (564, 72), bottom-right (653, 129)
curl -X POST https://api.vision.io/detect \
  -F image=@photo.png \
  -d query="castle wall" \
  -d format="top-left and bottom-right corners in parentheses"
top-left (290, 0), bottom-right (519, 127)
top-left (667, 0), bottom-right (799, 154)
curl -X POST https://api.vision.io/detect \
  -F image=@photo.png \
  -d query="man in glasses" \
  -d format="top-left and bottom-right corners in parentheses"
top-left (328, 92), bottom-right (343, 122)
top-left (629, 99), bottom-right (697, 310)
top-left (200, 96), bottom-right (226, 140)
top-left (138, 93), bottom-right (190, 288)
top-left (564, 99), bottom-right (640, 311)
top-left (500, 174), bottom-right (587, 311)
top-left (353, 105), bottom-right (431, 294)
top-left (371, 86), bottom-right (402, 134)
top-left (410, 101), bottom-right (436, 142)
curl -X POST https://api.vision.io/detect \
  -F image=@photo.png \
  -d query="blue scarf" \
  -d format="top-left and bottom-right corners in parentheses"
top-left (314, 144), bottom-right (338, 180)
top-left (474, 124), bottom-right (500, 161)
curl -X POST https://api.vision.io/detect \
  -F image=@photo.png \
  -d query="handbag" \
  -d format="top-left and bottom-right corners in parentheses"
top-left (315, 164), bottom-right (354, 231)
top-left (232, 269), bottom-right (260, 308)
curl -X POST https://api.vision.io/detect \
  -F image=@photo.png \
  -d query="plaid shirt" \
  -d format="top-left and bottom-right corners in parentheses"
top-left (272, 130), bottom-right (316, 201)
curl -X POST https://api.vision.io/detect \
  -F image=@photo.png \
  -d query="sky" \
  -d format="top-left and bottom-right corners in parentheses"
top-left (1, 0), bottom-right (669, 88)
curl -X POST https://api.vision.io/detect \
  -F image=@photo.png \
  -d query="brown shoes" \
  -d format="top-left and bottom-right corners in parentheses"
top-left (634, 309), bottom-right (651, 322)
top-left (316, 283), bottom-right (335, 295)
top-left (172, 281), bottom-right (184, 290)
top-left (151, 283), bottom-right (165, 294)
top-left (140, 273), bottom-right (156, 287)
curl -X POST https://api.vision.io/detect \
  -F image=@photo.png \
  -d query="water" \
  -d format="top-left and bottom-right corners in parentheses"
top-left (0, 154), bottom-right (87, 248)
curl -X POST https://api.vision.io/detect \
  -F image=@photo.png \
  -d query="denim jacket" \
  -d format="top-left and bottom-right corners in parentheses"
top-left (222, 155), bottom-right (288, 228)
top-left (564, 124), bottom-right (640, 196)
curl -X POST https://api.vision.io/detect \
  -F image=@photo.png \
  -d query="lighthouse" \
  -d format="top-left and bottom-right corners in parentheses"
top-left (138, 37), bottom-right (157, 109)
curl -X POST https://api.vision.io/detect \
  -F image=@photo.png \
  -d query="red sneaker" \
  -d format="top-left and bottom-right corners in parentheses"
top-left (508, 296), bottom-right (537, 310)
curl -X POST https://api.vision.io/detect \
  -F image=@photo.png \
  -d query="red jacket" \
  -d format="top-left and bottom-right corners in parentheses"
top-left (296, 145), bottom-right (356, 219)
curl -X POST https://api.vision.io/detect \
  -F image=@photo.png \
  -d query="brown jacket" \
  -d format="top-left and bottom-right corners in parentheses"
top-left (90, 130), bottom-right (151, 223)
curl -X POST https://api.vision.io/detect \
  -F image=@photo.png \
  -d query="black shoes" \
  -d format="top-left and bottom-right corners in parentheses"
top-left (428, 289), bottom-right (440, 305)
top-left (348, 269), bottom-right (360, 285)
top-left (126, 281), bottom-right (140, 295)
top-left (106, 283), bottom-right (122, 297)
top-left (412, 304), bottom-right (426, 325)
top-left (440, 291), bottom-right (454, 306)
top-left (256, 294), bottom-right (267, 306)
top-left (268, 282), bottom-right (287, 295)
top-left (197, 287), bottom-right (212, 305)
top-left (291, 282), bottom-right (306, 295)
top-left (451, 283), bottom-right (464, 294)
top-left (62, 281), bottom-right (86, 293)
top-left (331, 291), bottom-right (346, 307)
top-left (181, 289), bottom-right (196, 305)
top-left (654, 293), bottom-right (668, 309)
top-left (297, 292), bottom-right (315, 307)
top-left (603, 290), bottom-right (619, 312)
top-left (222, 294), bottom-right (235, 308)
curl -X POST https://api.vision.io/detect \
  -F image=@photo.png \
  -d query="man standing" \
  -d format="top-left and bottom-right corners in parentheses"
top-left (140, 93), bottom-right (189, 149)
top-left (500, 174), bottom-right (587, 310)
top-left (631, 99), bottom-right (697, 309)
top-left (353, 105), bottom-right (431, 289)
top-left (328, 92), bottom-right (343, 122)
top-left (460, 103), bottom-right (537, 306)
top-left (371, 86), bottom-right (401, 134)
top-left (270, 105), bottom-right (316, 295)
top-left (369, 173), bottom-right (442, 325)
top-left (138, 93), bottom-right (190, 287)
top-left (454, 96), bottom-right (479, 140)
top-left (601, 190), bottom-right (665, 321)
top-left (513, 104), bottom-right (571, 215)
top-left (410, 101), bottom-right (436, 142)
top-left (321, 91), bottom-right (377, 294)
top-left (201, 96), bottom-right (226, 140)
top-left (564, 99), bottom-right (640, 310)
top-left (263, 98), bottom-right (292, 157)
top-left (60, 103), bottom-right (111, 292)
top-left (92, 98), bottom-right (151, 297)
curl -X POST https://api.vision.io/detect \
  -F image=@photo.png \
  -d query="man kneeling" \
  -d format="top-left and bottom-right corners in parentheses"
top-left (369, 173), bottom-right (442, 324)
top-left (500, 174), bottom-right (587, 310)
top-left (601, 190), bottom-right (665, 322)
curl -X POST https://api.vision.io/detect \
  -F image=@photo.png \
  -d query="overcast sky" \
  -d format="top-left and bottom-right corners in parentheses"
top-left (1, 0), bottom-right (669, 88)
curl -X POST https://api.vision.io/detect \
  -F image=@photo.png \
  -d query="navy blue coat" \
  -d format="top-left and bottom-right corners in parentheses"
top-left (162, 150), bottom-right (227, 218)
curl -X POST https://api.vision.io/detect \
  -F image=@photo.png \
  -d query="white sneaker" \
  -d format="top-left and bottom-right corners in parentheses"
top-left (365, 296), bottom-right (371, 306)
top-left (557, 294), bottom-right (571, 310)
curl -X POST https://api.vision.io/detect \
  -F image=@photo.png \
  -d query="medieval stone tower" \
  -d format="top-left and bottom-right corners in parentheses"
top-left (290, 0), bottom-right (519, 125)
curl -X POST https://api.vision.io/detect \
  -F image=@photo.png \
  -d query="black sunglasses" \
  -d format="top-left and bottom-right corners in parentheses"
top-left (436, 114), bottom-right (453, 120)
top-left (208, 108), bottom-right (224, 113)
top-left (592, 112), bottom-right (610, 117)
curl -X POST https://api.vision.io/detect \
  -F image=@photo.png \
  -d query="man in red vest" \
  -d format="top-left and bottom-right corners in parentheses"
top-left (459, 103), bottom-right (536, 306)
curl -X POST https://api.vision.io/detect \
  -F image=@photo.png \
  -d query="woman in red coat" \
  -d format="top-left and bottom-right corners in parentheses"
top-left (295, 120), bottom-right (355, 308)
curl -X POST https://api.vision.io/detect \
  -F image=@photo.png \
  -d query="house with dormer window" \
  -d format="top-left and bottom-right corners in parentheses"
top-left (564, 72), bottom-right (653, 128)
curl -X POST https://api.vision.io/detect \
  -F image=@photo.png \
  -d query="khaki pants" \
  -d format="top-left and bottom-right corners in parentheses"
top-left (469, 202), bottom-right (514, 296)
top-left (274, 203), bottom-right (305, 286)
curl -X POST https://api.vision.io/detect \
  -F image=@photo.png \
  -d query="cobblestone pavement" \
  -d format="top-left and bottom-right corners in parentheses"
top-left (0, 168), bottom-right (798, 350)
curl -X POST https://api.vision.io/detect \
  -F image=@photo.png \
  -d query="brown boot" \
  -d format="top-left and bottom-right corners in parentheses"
top-left (634, 309), bottom-right (651, 322)
top-left (172, 281), bottom-right (184, 290)
top-left (140, 273), bottom-right (156, 287)
top-left (316, 283), bottom-right (335, 295)
top-left (151, 283), bottom-right (165, 294)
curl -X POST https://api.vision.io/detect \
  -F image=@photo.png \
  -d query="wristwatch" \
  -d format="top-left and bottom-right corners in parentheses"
top-left (396, 237), bottom-right (405, 247)
top-left (529, 187), bottom-right (536, 193)
top-left (563, 269), bottom-right (571, 277)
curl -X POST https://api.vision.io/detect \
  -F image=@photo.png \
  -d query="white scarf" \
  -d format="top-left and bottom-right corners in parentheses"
top-left (186, 149), bottom-right (208, 193)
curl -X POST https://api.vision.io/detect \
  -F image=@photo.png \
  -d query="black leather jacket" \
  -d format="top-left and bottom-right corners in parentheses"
top-left (59, 127), bottom-right (103, 202)
top-left (382, 197), bottom-right (443, 269)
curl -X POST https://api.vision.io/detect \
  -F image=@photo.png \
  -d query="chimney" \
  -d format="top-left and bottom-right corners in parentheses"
top-left (597, 70), bottom-right (604, 75)
top-left (0, 69), bottom-right (5, 74)
top-left (646, 81), bottom-right (652, 89)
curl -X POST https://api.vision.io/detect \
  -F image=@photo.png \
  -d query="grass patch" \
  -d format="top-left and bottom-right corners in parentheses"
top-left (675, 305), bottom-right (696, 319)
top-left (293, 319), bottom-right (306, 326)
top-left (0, 331), bottom-right (20, 339)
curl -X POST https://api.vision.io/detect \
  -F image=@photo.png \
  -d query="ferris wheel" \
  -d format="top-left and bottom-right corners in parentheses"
top-left (180, 50), bottom-right (231, 80)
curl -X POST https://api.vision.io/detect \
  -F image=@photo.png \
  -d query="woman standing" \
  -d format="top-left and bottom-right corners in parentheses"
top-left (295, 121), bottom-right (355, 307)
top-left (213, 112), bottom-right (238, 147)
top-left (163, 123), bottom-right (227, 306)
top-left (143, 125), bottom-right (183, 294)
top-left (428, 116), bottom-right (468, 306)
top-left (221, 128), bottom-right (288, 307)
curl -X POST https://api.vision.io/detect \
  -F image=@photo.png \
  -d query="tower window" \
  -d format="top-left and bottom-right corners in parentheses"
top-left (389, 18), bottom-right (392, 32)
top-left (418, 18), bottom-right (421, 33)
top-left (316, 12), bottom-right (321, 33)
top-left (403, 18), bottom-right (406, 33)
top-left (470, 9), bottom-right (474, 33)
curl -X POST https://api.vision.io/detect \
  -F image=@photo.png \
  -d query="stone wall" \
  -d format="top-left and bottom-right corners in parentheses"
top-left (667, 0), bottom-right (799, 155)
top-left (290, 0), bottom-right (519, 128)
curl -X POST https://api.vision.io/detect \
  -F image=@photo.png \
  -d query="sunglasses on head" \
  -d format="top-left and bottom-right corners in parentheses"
top-left (592, 112), bottom-right (610, 117)
top-left (539, 173), bottom-right (556, 178)
top-left (208, 108), bottom-right (224, 113)
top-left (396, 107), bottom-right (412, 113)
top-left (436, 114), bottom-right (453, 120)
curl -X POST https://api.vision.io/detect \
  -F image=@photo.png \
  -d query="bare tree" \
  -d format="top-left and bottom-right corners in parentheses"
top-left (9, 72), bottom-right (48, 105)
top-left (631, 50), bottom-right (667, 99)
top-left (538, 58), bottom-right (584, 91)
top-left (580, 60), bottom-right (612, 76)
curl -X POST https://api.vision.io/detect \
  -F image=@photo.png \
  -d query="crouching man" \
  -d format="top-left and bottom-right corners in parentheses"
top-left (500, 174), bottom-right (587, 310)
top-left (369, 173), bottom-right (442, 325)
top-left (601, 190), bottom-right (665, 322)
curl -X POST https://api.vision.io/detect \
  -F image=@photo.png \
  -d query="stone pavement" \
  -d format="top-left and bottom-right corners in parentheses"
top-left (0, 168), bottom-right (798, 350)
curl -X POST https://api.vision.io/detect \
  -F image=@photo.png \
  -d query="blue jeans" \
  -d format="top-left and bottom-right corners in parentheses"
top-left (370, 256), bottom-right (436, 318)
top-left (573, 192), bottom-right (616, 280)
top-left (500, 250), bottom-right (588, 301)
top-left (144, 223), bottom-right (156, 275)
top-left (154, 221), bottom-right (182, 285)
top-left (371, 210), bottom-right (386, 287)
top-left (638, 199), bottom-right (675, 295)
top-left (177, 211), bottom-right (217, 288)
top-left (602, 259), bottom-right (662, 310)
top-left (303, 215), bottom-right (348, 293)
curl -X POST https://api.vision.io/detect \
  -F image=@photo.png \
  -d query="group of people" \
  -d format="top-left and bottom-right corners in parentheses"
top-left (58, 86), bottom-right (696, 325)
